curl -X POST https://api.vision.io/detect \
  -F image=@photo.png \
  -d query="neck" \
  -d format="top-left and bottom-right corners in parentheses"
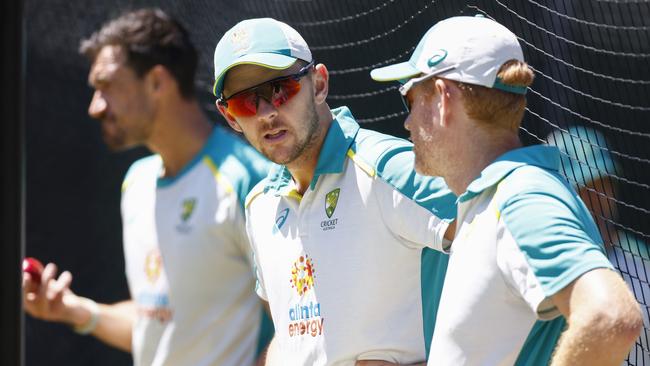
top-left (444, 125), bottom-right (522, 196)
top-left (286, 105), bottom-right (333, 195)
top-left (147, 97), bottom-right (213, 178)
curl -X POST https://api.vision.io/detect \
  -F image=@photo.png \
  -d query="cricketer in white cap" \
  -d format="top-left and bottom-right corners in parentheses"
top-left (372, 15), bottom-right (642, 366)
top-left (213, 17), bottom-right (459, 365)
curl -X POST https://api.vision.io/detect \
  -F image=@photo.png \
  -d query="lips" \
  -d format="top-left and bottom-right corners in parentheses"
top-left (264, 129), bottom-right (287, 141)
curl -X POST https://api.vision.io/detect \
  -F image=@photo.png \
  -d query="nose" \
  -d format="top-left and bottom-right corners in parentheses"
top-left (404, 114), bottom-right (412, 132)
top-left (256, 97), bottom-right (278, 123)
top-left (88, 90), bottom-right (107, 119)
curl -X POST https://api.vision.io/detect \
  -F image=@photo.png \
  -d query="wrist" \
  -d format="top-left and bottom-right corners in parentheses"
top-left (68, 297), bottom-right (100, 335)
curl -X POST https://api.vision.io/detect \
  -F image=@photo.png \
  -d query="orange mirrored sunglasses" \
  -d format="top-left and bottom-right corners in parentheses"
top-left (217, 61), bottom-right (315, 117)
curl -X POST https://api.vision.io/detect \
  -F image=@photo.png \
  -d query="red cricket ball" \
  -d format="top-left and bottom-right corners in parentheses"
top-left (22, 257), bottom-right (44, 284)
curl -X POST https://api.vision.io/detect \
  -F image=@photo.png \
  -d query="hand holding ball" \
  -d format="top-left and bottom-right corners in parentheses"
top-left (22, 257), bottom-right (44, 284)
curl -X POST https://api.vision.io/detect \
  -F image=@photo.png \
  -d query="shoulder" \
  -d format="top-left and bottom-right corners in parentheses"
top-left (351, 128), bottom-right (456, 219)
top-left (495, 164), bottom-right (605, 263)
top-left (122, 155), bottom-right (161, 192)
top-left (495, 165), bottom-right (580, 213)
top-left (203, 126), bottom-right (272, 206)
top-left (244, 178), bottom-right (271, 210)
top-left (351, 128), bottom-right (413, 173)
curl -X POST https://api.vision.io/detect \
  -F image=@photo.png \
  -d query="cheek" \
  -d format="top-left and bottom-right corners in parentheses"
top-left (414, 124), bottom-right (434, 143)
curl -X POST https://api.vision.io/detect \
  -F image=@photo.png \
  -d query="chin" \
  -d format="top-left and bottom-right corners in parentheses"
top-left (414, 159), bottom-right (437, 177)
top-left (103, 136), bottom-right (138, 152)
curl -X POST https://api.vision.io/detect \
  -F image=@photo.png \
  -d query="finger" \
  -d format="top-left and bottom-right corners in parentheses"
top-left (50, 271), bottom-right (73, 304)
top-left (22, 272), bottom-right (39, 295)
top-left (40, 263), bottom-right (58, 290)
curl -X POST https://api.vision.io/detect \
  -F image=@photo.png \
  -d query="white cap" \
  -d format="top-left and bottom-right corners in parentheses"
top-left (371, 15), bottom-right (527, 94)
top-left (212, 18), bottom-right (312, 97)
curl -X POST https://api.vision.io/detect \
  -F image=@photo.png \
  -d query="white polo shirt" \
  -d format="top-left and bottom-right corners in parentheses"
top-left (121, 126), bottom-right (273, 366)
top-left (245, 107), bottom-right (457, 365)
top-left (427, 145), bottom-right (614, 365)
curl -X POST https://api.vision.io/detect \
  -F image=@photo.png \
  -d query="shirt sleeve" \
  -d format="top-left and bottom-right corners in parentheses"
top-left (376, 183), bottom-right (453, 251)
top-left (245, 206), bottom-right (268, 301)
top-left (496, 186), bottom-right (614, 319)
top-left (371, 145), bottom-right (457, 251)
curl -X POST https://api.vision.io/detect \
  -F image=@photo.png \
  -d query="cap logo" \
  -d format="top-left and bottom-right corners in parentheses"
top-left (427, 49), bottom-right (448, 68)
top-left (230, 28), bottom-right (251, 54)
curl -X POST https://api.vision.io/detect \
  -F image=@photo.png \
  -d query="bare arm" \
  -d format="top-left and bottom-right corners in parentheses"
top-left (23, 262), bottom-right (135, 352)
top-left (550, 268), bottom-right (642, 366)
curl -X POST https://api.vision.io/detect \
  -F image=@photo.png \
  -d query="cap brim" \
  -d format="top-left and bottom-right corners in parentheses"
top-left (213, 53), bottom-right (299, 96)
top-left (370, 61), bottom-right (420, 82)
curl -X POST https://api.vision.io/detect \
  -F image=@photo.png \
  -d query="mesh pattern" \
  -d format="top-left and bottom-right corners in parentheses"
top-left (25, 1), bottom-right (650, 365)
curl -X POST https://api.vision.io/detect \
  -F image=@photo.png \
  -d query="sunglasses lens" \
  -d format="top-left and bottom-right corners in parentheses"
top-left (226, 91), bottom-right (258, 117)
top-left (224, 70), bottom-right (306, 117)
top-left (271, 78), bottom-right (301, 108)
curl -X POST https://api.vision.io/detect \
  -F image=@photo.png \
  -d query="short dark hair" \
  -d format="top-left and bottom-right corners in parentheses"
top-left (80, 8), bottom-right (197, 99)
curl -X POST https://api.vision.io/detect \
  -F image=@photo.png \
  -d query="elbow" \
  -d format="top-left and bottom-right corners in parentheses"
top-left (613, 305), bottom-right (644, 347)
top-left (575, 299), bottom-right (643, 349)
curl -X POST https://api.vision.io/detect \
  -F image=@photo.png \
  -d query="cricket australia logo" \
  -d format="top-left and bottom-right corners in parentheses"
top-left (321, 188), bottom-right (340, 231)
top-left (176, 198), bottom-right (197, 233)
top-left (181, 198), bottom-right (196, 222)
top-left (230, 28), bottom-right (251, 54)
top-left (325, 188), bottom-right (340, 218)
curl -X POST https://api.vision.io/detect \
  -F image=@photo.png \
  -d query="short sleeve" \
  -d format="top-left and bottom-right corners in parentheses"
top-left (377, 184), bottom-right (453, 251)
top-left (245, 208), bottom-right (268, 301)
top-left (497, 186), bottom-right (613, 318)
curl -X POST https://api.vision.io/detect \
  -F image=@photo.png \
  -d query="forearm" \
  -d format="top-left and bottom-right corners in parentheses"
top-left (551, 311), bottom-right (641, 366)
top-left (65, 296), bottom-right (135, 352)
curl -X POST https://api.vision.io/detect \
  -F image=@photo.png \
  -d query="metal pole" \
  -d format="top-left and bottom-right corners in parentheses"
top-left (0, 0), bottom-right (25, 364)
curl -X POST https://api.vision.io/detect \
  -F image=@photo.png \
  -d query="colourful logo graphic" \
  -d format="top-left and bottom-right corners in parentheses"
top-left (290, 255), bottom-right (316, 296)
top-left (325, 188), bottom-right (340, 218)
top-left (181, 198), bottom-right (196, 222)
top-left (144, 249), bottom-right (163, 284)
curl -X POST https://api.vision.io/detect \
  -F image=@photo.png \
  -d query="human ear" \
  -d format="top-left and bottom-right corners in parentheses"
top-left (312, 63), bottom-right (329, 104)
top-left (216, 101), bottom-right (243, 133)
top-left (145, 65), bottom-right (172, 95)
top-left (435, 79), bottom-right (452, 127)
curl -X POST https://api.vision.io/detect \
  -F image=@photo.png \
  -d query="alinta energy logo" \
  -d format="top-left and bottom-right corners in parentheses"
top-left (290, 255), bottom-right (316, 295)
top-left (144, 249), bottom-right (163, 284)
top-left (140, 249), bottom-right (173, 323)
top-left (288, 254), bottom-right (324, 338)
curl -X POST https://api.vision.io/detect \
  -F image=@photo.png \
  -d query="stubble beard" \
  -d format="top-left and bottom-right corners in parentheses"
top-left (264, 101), bottom-right (321, 166)
top-left (413, 140), bottom-right (442, 178)
top-left (101, 119), bottom-right (129, 151)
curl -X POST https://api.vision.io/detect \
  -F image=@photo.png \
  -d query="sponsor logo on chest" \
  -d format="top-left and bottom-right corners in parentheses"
top-left (321, 188), bottom-right (340, 231)
top-left (287, 254), bottom-right (325, 338)
top-left (176, 197), bottom-right (197, 233)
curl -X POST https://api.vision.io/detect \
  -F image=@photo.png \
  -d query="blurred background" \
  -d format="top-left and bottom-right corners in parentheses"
top-left (22, 0), bottom-right (650, 364)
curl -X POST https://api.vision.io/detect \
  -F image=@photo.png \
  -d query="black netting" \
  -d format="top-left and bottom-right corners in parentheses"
top-left (25, 1), bottom-right (650, 365)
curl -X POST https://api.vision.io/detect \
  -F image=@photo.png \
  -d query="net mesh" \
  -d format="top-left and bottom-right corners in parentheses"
top-left (25, 0), bottom-right (650, 365)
